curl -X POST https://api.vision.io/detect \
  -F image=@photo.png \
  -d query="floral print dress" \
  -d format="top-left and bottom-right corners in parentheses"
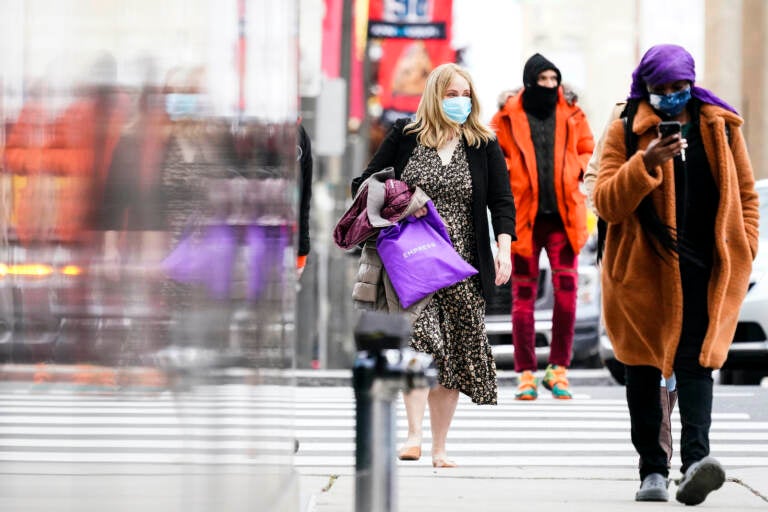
top-left (401, 140), bottom-right (498, 405)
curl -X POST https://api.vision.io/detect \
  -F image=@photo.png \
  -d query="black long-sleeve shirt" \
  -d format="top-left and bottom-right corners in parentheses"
top-left (297, 124), bottom-right (313, 257)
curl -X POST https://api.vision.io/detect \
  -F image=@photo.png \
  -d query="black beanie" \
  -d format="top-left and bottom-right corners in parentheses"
top-left (522, 53), bottom-right (561, 88)
top-left (522, 53), bottom-right (561, 119)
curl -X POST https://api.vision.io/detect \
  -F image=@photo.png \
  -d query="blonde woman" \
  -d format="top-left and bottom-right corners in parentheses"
top-left (352, 63), bottom-right (516, 467)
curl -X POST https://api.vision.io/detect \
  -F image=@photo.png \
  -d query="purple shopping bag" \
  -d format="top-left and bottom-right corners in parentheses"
top-left (161, 229), bottom-right (203, 285)
top-left (161, 223), bottom-right (237, 300)
top-left (199, 224), bottom-right (238, 299)
top-left (376, 201), bottom-right (478, 308)
top-left (245, 224), bottom-right (290, 301)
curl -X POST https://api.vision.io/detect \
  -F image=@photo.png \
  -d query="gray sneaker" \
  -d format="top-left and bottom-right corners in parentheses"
top-left (636, 473), bottom-right (669, 501)
top-left (675, 456), bottom-right (725, 505)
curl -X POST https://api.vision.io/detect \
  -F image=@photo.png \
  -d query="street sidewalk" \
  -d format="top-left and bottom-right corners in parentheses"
top-left (299, 465), bottom-right (768, 511)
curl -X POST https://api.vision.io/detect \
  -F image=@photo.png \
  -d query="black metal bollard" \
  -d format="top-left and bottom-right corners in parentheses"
top-left (352, 311), bottom-right (436, 512)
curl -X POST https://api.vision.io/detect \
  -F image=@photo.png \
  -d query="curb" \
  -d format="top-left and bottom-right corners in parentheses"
top-left (291, 368), bottom-right (619, 387)
top-left (0, 363), bottom-right (168, 388)
top-left (0, 365), bottom-right (621, 387)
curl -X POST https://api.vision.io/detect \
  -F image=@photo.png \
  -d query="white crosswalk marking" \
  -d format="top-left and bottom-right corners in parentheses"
top-left (0, 385), bottom-right (297, 465)
top-left (0, 386), bottom-right (766, 468)
top-left (292, 387), bottom-right (768, 468)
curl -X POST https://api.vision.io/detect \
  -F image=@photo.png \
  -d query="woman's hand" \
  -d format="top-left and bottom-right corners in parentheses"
top-left (412, 206), bottom-right (428, 218)
top-left (642, 133), bottom-right (687, 171)
top-left (494, 234), bottom-right (512, 285)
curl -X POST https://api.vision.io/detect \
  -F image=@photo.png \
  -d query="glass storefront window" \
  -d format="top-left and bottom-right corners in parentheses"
top-left (0, 2), bottom-right (300, 510)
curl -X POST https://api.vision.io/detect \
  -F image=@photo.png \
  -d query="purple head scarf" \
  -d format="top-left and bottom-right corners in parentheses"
top-left (628, 44), bottom-right (738, 114)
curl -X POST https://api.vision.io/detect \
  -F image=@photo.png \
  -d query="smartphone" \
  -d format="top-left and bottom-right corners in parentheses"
top-left (658, 121), bottom-right (682, 138)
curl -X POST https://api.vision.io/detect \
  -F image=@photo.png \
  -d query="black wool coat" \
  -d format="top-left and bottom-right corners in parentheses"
top-left (352, 118), bottom-right (516, 302)
top-left (297, 123), bottom-right (313, 257)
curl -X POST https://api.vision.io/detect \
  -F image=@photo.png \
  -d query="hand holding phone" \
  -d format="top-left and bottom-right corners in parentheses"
top-left (643, 121), bottom-right (687, 170)
top-left (658, 121), bottom-right (682, 138)
top-left (658, 121), bottom-right (685, 161)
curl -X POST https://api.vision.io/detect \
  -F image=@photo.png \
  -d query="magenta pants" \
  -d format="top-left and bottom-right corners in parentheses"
top-left (511, 217), bottom-right (578, 373)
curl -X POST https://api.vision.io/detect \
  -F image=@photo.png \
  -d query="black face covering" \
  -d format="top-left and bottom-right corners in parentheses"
top-left (523, 85), bottom-right (559, 119)
top-left (521, 53), bottom-right (561, 119)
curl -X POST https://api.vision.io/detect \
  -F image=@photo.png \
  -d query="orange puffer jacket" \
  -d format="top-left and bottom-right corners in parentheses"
top-left (4, 94), bottom-right (128, 243)
top-left (491, 88), bottom-right (594, 258)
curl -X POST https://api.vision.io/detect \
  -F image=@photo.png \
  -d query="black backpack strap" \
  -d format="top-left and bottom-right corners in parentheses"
top-left (597, 110), bottom-right (636, 263)
top-left (622, 111), bottom-right (638, 159)
top-left (596, 217), bottom-right (607, 263)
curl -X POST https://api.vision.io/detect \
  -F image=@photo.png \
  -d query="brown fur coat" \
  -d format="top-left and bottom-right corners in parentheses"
top-left (594, 101), bottom-right (759, 378)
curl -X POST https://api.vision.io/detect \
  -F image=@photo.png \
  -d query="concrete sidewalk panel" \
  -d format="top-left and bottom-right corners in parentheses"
top-left (301, 466), bottom-right (768, 511)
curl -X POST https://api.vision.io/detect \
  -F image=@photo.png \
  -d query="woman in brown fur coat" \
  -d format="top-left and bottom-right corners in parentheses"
top-left (594, 45), bottom-right (759, 505)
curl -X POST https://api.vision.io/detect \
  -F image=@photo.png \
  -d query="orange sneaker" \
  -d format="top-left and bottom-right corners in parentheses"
top-left (33, 363), bottom-right (52, 384)
top-left (542, 364), bottom-right (573, 399)
top-left (514, 370), bottom-right (539, 400)
top-left (73, 364), bottom-right (98, 385)
top-left (97, 368), bottom-right (117, 387)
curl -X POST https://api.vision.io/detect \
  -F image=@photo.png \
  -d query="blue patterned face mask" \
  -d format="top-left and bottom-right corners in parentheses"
top-left (442, 96), bottom-right (472, 124)
top-left (649, 86), bottom-right (691, 117)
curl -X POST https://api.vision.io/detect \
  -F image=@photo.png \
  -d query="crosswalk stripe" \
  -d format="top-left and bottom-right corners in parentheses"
top-left (0, 406), bottom-right (750, 421)
top-left (0, 397), bottom-right (635, 406)
top-left (295, 442), bottom-right (768, 453)
top-left (1, 416), bottom-right (765, 429)
top-left (0, 401), bottom-right (648, 411)
top-left (0, 394), bottom-right (642, 405)
top-left (0, 438), bottom-right (294, 449)
top-left (0, 388), bottom-right (764, 470)
top-left (0, 452), bottom-right (282, 464)
top-left (292, 456), bottom-right (768, 467)
top-left (0, 439), bottom-right (764, 454)
top-left (0, 427), bottom-right (763, 441)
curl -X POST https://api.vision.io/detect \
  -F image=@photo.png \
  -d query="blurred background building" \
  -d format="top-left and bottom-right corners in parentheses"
top-left (2, 0), bottom-right (302, 510)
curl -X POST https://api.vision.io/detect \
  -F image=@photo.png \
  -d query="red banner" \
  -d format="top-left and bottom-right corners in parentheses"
top-left (369, 0), bottom-right (454, 121)
top-left (322, 0), bottom-right (343, 78)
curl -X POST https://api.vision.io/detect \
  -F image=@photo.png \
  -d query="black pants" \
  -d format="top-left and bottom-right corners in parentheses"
top-left (626, 263), bottom-right (713, 479)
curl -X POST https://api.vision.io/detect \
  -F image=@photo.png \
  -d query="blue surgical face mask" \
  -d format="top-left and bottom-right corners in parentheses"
top-left (649, 86), bottom-right (691, 117)
top-left (165, 93), bottom-right (200, 119)
top-left (442, 96), bottom-right (472, 124)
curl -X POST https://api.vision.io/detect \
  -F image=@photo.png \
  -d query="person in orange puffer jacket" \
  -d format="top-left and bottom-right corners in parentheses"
top-left (491, 53), bottom-right (594, 401)
top-left (47, 77), bottom-right (128, 244)
top-left (4, 60), bottom-right (128, 245)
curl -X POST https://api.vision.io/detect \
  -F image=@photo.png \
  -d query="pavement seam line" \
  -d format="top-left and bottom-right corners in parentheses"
top-left (727, 477), bottom-right (768, 503)
top-left (321, 474), bottom-right (339, 493)
top-left (382, 474), bottom-right (768, 502)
